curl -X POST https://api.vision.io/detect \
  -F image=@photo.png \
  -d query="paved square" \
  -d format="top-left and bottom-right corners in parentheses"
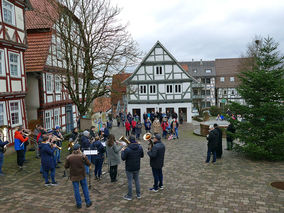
top-left (0, 124), bottom-right (283, 212)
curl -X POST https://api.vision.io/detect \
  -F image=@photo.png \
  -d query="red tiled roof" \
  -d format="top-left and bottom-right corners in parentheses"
top-left (25, 31), bottom-right (52, 72)
top-left (111, 73), bottom-right (131, 105)
top-left (180, 64), bottom-right (189, 72)
top-left (26, 0), bottom-right (58, 30)
top-left (93, 97), bottom-right (112, 113)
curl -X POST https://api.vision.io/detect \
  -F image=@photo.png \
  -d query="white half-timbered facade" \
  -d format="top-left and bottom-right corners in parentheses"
top-left (0, 0), bottom-right (32, 141)
top-left (124, 41), bottom-right (197, 123)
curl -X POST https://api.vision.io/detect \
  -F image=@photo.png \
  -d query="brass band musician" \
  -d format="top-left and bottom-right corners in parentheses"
top-left (0, 128), bottom-right (9, 176)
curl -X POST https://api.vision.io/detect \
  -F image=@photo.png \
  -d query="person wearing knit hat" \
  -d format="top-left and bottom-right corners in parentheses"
top-left (81, 130), bottom-right (91, 175)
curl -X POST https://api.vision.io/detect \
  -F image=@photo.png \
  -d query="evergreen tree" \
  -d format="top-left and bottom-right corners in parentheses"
top-left (229, 37), bottom-right (284, 160)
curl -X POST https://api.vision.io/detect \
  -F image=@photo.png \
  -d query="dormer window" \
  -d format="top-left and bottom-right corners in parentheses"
top-left (2, 0), bottom-right (15, 25)
top-left (155, 66), bottom-right (163, 75)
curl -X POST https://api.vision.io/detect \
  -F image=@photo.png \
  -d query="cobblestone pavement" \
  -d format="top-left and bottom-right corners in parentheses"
top-left (0, 124), bottom-right (283, 213)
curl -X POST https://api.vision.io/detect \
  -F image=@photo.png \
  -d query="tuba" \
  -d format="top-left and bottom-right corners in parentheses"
top-left (0, 126), bottom-right (10, 153)
top-left (143, 133), bottom-right (154, 150)
top-left (119, 136), bottom-right (131, 146)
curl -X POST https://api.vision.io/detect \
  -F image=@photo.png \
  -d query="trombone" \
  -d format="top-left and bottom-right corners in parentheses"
top-left (41, 141), bottom-right (62, 150)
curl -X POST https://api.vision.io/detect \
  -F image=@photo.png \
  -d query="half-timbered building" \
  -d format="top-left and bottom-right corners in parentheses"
top-left (124, 41), bottom-right (197, 123)
top-left (24, 0), bottom-right (79, 132)
top-left (0, 0), bottom-right (32, 141)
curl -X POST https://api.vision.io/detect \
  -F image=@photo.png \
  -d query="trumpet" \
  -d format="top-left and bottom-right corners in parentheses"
top-left (41, 141), bottom-right (62, 150)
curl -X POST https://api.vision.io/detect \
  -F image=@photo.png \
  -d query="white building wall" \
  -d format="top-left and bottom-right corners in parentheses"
top-left (128, 102), bottom-right (192, 123)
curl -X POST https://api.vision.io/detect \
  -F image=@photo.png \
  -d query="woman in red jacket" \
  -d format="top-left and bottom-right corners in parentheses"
top-left (14, 126), bottom-right (29, 169)
top-left (125, 120), bottom-right (131, 136)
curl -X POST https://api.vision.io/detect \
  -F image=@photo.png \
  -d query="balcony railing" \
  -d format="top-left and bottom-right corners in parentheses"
top-left (192, 83), bottom-right (205, 88)
top-left (192, 95), bottom-right (205, 99)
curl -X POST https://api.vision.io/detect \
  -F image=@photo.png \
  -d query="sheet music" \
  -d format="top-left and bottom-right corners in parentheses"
top-left (84, 150), bottom-right (98, 155)
top-left (101, 142), bottom-right (106, 147)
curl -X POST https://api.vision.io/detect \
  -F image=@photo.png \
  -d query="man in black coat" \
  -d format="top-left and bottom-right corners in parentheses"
top-left (147, 134), bottom-right (166, 192)
top-left (214, 123), bottom-right (223, 158)
top-left (121, 136), bottom-right (144, 200)
top-left (206, 125), bottom-right (218, 163)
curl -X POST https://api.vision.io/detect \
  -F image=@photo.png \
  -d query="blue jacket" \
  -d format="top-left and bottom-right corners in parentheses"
top-left (104, 128), bottom-right (110, 138)
top-left (145, 121), bottom-right (151, 130)
top-left (80, 135), bottom-right (90, 150)
top-left (121, 143), bottom-right (144, 172)
top-left (14, 138), bottom-right (24, 151)
top-left (0, 139), bottom-right (9, 153)
top-left (39, 143), bottom-right (56, 170)
top-left (147, 140), bottom-right (165, 169)
top-left (90, 140), bottom-right (105, 162)
top-left (53, 130), bottom-right (62, 146)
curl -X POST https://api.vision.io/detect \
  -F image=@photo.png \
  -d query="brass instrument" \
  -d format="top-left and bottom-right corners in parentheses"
top-left (41, 141), bottom-right (62, 150)
top-left (119, 136), bottom-right (131, 146)
top-left (143, 133), bottom-right (154, 150)
top-left (0, 126), bottom-right (10, 153)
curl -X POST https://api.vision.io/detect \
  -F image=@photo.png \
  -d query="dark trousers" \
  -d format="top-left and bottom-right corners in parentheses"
top-left (16, 150), bottom-right (25, 167)
top-left (206, 147), bottom-right (216, 163)
top-left (94, 158), bottom-right (103, 178)
top-left (126, 130), bottom-right (130, 136)
top-left (109, 165), bottom-right (118, 181)
top-left (152, 168), bottom-right (163, 190)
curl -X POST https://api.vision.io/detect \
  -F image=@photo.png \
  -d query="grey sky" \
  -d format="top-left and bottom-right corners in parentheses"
top-left (113, 0), bottom-right (284, 61)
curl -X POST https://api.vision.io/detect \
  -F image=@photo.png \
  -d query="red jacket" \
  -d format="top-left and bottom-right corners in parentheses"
top-left (131, 120), bottom-right (136, 128)
top-left (14, 131), bottom-right (29, 142)
top-left (125, 121), bottom-right (131, 131)
top-left (161, 122), bottom-right (168, 131)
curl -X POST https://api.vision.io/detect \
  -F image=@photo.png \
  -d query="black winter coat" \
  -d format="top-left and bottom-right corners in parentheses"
top-left (207, 129), bottom-right (218, 150)
top-left (90, 140), bottom-right (105, 162)
top-left (80, 135), bottom-right (90, 150)
top-left (147, 140), bottom-right (165, 169)
top-left (121, 143), bottom-right (144, 171)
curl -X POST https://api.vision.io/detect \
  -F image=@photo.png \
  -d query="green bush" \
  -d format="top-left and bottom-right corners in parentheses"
top-left (209, 106), bottom-right (222, 116)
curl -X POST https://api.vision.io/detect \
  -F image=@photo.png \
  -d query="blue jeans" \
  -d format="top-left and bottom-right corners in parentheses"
top-left (126, 170), bottom-right (140, 198)
top-left (94, 158), bottom-right (103, 178)
top-left (174, 128), bottom-right (178, 138)
top-left (55, 149), bottom-right (61, 163)
top-left (152, 168), bottom-right (163, 190)
top-left (85, 155), bottom-right (91, 175)
top-left (206, 146), bottom-right (216, 163)
top-left (162, 130), bottom-right (167, 138)
top-left (0, 152), bottom-right (4, 173)
top-left (136, 133), bottom-right (140, 139)
top-left (72, 178), bottom-right (91, 206)
top-left (43, 168), bottom-right (55, 183)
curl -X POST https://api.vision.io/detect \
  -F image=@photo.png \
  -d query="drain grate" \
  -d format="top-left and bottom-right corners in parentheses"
top-left (271, 182), bottom-right (284, 190)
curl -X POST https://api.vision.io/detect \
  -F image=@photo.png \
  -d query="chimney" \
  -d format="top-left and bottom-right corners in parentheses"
top-left (200, 59), bottom-right (203, 65)
top-left (192, 59), bottom-right (194, 62)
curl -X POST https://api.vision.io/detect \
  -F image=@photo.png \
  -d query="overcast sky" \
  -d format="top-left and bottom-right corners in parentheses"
top-left (113, 0), bottom-right (284, 62)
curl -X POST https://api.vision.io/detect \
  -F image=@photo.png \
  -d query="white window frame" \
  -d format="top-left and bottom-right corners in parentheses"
top-left (230, 77), bottom-right (235, 82)
top-left (139, 84), bottom-right (147, 95)
top-left (55, 75), bottom-right (61, 93)
top-left (56, 37), bottom-right (62, 60)
top-left (46, 74), bottom-right (53, 93)
top-left (149, 84), bottom-right (157, 94)
top-left (0, 50), bottom-right (5, 76)
top-left (174, 84), bottom-right (182, 94)
top-left (9, 100), bottom-right (22, 127)
top-left (0, 102), bottom-right (7, 126)
top-left (155, 66), bottom-right (163, 75)
top-left (54, 108), bottom-right (60, 127)
top-left (166, 84), bottom-right (173, 94)
top-left (205, 69), bottom-right (212, 73)
top-left (2, 0), bottom-right (15, 25)
top-left (220, 77), bottom-right (225, 82)
top-left (9, 52), bottom-right (20, 78)
top-left (45, 110), bottom-right (53, 130)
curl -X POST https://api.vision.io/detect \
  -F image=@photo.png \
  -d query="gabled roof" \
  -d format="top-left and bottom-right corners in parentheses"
top-left (124, 41), bottom-right (197, 84)
top-left (26, 0), bottom-right (58, 30)
top-left (93, 97), bottom-right (112, 113)
top-left (25, 31), bottom-right (52, 72)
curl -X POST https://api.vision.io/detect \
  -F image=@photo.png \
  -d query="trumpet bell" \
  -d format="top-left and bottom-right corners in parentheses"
top-left (119, 136), bottom-right (131, 145)
top-left (143, 133), bottom-right (152, 141)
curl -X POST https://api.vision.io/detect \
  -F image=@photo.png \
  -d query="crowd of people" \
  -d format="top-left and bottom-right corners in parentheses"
top-left (0, 110), bottom-right (240, 209)
top-left (118, 110), bottom-right (181, 141)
